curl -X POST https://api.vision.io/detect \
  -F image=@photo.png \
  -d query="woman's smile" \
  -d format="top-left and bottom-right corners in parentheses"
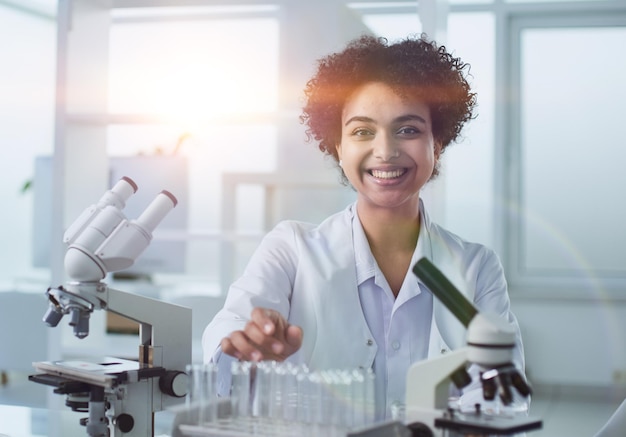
top-left (368, 167), bottom-right (407, 180)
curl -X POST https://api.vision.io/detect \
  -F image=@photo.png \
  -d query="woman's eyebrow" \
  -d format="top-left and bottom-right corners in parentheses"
top-left (344, 114), bottom-right (428, 126)
top-left (344, 115), bottom-right (375, 126)
top-left (395, 114), bottom-right (427, 124)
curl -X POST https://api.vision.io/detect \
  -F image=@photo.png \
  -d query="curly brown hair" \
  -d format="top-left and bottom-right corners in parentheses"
top-left (300, 34), bottom-right (476, 180)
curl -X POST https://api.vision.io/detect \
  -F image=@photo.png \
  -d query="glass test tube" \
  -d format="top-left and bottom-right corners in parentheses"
top-left (186, 363), bottom-right (218, 425)
top-left (295, 366), bottom-right (311, 423)
top-left (268, 361), bottom-right (285, 419)
top-left (319, 370), bottom-right (336, 426)
top-left (230, 361), bottom-right (252, 417)
top-left (350, 368), bottom-right (366, 428)
top-left (363, 367), bottom-right (376, 425)
top-left (282, 362), bottom-right (300, 422)
top-left (252, 361), bottom-right (271, 417)
top-left (307, 371), bottom-right (324, 425)
top-left (337, 370), bottom-right (354, 428)
top-left (228, 361), bottom-right (376, 432)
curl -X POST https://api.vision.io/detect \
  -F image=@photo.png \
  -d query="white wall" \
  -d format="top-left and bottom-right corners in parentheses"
top-left (0, 5), bottom-right (55, 288)
top-left (512, 297), bottom-right (626, 389)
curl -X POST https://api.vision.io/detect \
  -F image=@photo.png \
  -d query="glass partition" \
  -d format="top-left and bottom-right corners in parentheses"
top-left (508, 15), bottom-right (626, 293)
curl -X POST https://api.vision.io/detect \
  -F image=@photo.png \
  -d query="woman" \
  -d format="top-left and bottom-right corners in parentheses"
top-left (202, 34), bottom-right (526, 420)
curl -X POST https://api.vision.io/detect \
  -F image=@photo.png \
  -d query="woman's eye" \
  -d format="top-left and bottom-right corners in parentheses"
top-left (397, 126), bottom-right (420, 135)
top-left (352, 128), bottom-right (373, 137)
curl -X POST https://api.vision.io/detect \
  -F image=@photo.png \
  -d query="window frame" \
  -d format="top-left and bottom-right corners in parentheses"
top-left (497, 4), bottom-right (626, 299)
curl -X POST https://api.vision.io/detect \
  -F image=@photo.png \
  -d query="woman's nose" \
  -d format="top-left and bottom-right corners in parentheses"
top-left (373, 135), bottom-right (400, 161)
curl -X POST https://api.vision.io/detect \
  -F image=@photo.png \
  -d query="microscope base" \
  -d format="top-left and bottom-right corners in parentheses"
top-left (434, 412), bottom-right (542, 435)
top-left (30, 357), bottom-right (169, 437)
top-left (405, 405), bottom-right (542, 437)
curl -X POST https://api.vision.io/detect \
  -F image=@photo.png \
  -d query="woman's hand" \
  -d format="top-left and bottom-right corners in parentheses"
top-left (220, 307), bottom-right (303, 362)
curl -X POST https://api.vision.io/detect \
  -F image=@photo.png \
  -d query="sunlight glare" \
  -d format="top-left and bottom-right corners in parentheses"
top-left (109, 17), bottom-right (279, 126)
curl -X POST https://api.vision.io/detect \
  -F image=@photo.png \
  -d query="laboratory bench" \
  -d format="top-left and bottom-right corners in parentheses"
top-left (0, 403), bottom-right (176, 437)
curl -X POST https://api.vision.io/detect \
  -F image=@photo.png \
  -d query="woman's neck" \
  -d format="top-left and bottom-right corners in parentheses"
top-left (356, 200), bottom-right (421, 296)
top-left (356, 200), bottom-right (421, 255)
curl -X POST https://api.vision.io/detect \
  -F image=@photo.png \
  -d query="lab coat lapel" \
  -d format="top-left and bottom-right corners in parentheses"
top-left (420, 202), bottom-right (471, 356)
top-left (293, 204), bottom-right (377, 370)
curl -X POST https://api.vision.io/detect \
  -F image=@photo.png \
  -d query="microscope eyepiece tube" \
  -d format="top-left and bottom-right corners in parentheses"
top-left (98, 176), bottom-right (138, 210)
top-left (412, 257), bottom-right (478, 327)
top-left (135, 190), bottom-right (177, 233)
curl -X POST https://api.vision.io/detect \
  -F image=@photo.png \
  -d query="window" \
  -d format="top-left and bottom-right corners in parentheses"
top-left (505, 11), bottom-right (626, 295)
top-left (105, 6), bottom-right (280, 282)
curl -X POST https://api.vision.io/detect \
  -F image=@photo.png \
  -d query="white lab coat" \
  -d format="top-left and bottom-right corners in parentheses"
top-left (202, 201), bottom-right (525, 377)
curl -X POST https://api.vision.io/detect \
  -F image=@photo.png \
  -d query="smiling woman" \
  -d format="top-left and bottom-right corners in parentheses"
top-left (202, 34), bottom-right (528, 426)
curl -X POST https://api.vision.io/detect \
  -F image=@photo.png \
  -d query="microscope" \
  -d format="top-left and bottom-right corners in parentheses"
top-left (29, 177), bottom-right (192, 437)
top-left (405, 257), bottom-right (542, 436)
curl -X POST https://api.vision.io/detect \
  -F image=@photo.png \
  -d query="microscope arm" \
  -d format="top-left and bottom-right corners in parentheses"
top-left (105, 287), bottom-right (191, 373)
top-left (405, 347), bottom-right (469, 410)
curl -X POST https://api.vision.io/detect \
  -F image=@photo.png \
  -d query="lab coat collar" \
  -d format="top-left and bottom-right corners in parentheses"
top-left (346, 199), bottom-right (469, 354)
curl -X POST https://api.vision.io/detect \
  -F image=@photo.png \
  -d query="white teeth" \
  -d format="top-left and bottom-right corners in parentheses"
top-left (371, 169), bottom-right (405, 179)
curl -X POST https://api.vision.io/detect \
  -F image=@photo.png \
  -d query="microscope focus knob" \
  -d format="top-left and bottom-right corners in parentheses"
top-left (159, 370), bottom-right (188, 398)
top-left (407, 422), bottom-right (434, 437)
top-left (114, 413), bottom-right (134, 433)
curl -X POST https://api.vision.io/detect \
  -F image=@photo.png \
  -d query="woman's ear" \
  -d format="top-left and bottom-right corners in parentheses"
top-left (434, 141), bottom-right (443, 161)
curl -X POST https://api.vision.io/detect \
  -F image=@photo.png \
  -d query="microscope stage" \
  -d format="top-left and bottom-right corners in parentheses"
top-left (32, 356), bottom-right (164, 388)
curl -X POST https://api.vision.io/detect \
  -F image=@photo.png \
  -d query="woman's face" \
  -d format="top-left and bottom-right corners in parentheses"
top-left (337, 81), bottom-right (439, 212)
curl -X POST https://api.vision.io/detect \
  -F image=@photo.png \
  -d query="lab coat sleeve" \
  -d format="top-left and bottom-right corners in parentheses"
top-left (471, 247), bottom-right (525, 373)
top-left (201, 221), bottom-right (299, 364)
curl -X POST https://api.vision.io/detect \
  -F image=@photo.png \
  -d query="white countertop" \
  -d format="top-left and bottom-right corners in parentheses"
top-left (0, 403), bottom-right (175, 437)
